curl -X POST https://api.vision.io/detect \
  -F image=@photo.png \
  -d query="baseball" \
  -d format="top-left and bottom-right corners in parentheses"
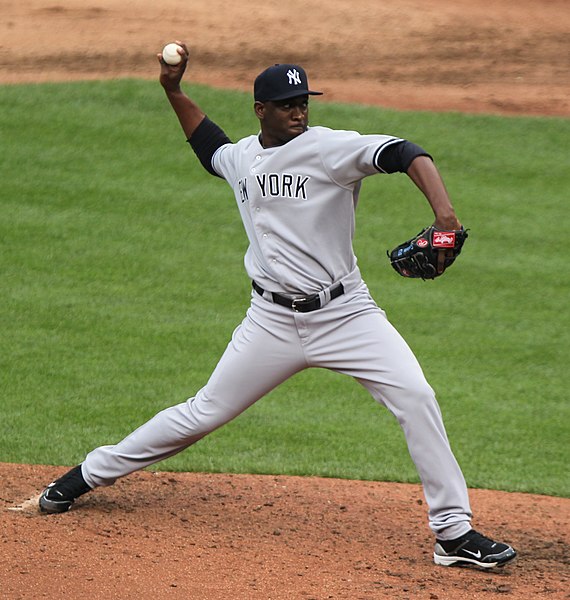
top-left (162, 43), bottom-right (183, 66)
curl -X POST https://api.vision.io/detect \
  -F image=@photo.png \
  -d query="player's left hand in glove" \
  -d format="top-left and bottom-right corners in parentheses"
top-left (388, 225), bottom-right (469, 279)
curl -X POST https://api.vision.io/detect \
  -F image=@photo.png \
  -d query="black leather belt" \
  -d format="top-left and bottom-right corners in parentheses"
top-left (252, 280), bottom-right (344, 313)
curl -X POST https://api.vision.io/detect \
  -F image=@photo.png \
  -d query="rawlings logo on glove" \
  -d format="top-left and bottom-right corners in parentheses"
top-left (388, 226), bottom-right (469, 279)
top-left (432, 231), bottom-right (456, 247)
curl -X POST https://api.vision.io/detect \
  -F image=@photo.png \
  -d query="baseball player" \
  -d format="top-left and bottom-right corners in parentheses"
top-left (39, 43), bottom-right (517, 569)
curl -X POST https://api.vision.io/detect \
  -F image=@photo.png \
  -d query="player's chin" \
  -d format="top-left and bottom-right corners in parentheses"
top-left (287, 125), bottom-right (307, 139)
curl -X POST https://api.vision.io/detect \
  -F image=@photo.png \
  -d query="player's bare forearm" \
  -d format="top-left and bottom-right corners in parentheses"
top-left (157, 41), bottom-right (206, 139)
top-left (164, 90), bottom-right (206, 139)
top-left (407, 156), bottom-right (461, 230)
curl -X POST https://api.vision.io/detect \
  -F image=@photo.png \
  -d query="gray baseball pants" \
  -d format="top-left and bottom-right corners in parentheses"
top-left (82, 275), bottom-right (472, 539)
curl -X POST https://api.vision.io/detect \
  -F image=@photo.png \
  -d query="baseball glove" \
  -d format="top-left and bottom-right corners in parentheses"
top-left (388, 226), bottom-right (469, 279)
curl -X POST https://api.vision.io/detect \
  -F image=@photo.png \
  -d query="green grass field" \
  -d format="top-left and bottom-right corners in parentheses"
top-left (1, 79), bottom-right (568, 497)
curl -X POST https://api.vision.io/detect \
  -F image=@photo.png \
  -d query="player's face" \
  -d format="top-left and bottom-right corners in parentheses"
top-left (255, 95), bottom-right (310, 148)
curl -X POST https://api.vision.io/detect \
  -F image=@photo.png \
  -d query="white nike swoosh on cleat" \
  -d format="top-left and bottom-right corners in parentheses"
top-left (463, 549), bottom-right (482, 559)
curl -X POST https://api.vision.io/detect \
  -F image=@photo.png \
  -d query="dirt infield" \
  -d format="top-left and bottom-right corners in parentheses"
top-left (2, 464), bottom-right (569, 599)
top-left (1, 0), bottom-right (568, 116)
top-left (1, 1), bottom-right (569, 598)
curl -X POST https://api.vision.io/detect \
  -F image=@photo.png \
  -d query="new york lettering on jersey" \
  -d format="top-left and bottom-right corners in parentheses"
top-left (257, 173), bottom-right (310, 200)
top-left (238, 173), bottom-right (311, 202)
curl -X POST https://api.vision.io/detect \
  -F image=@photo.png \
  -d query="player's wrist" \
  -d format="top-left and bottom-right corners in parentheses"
top-left (434, 214), bottom-right (461, 231)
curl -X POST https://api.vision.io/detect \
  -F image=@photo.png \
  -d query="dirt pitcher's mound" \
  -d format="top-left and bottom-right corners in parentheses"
top-left (1, 463), bottom-right (569, 600)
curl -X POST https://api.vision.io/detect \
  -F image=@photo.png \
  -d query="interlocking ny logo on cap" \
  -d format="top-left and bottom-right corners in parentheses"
top-left (287, 68), bottom-right (302, 86)
top-left (254, 64), bottom-right (323, 101)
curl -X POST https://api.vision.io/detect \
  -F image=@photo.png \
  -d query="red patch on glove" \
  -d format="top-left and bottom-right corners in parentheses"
top-left (432, 231), bottom-right (456, 248)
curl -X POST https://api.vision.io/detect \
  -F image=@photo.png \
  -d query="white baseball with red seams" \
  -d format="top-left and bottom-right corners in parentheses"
top-left (162, 43), bottom-right (183, 65)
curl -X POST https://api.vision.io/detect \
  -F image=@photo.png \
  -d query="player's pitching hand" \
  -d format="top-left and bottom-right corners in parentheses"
top-left (158, 40), bottom-right (189, 91)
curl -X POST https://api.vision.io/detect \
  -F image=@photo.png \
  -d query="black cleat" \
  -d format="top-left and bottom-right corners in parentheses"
top-left (434, 529), bottom-right (517, 569)
top-left (39, 464), bottom-right (91, 514)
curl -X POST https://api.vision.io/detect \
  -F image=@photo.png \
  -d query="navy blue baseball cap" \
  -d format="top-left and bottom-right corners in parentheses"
top-left (254, 64), bottom-right (323, 102)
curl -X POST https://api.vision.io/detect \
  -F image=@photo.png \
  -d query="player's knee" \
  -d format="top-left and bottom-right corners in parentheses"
top-left (412, 379), bottom-right (438, 404)
top-left (181, 393), bottom-right (237, 435)
top-left (397, 379), bottom-right (439, 415)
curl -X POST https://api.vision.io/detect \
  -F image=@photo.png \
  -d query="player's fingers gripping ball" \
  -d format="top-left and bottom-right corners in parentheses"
top-left (388, 226), bottom-right (469, 279)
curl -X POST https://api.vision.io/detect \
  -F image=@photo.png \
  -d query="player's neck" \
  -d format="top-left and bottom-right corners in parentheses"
top-left (258, 132), bottom-right (305, 149)
top-left (258, 133), bottom-right (283, 149)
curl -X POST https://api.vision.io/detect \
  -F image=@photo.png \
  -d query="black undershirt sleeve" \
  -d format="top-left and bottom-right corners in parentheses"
top-left (374, 140), bottom-right (432, 174)
top-left (187, 116), bottom-right (232, 177)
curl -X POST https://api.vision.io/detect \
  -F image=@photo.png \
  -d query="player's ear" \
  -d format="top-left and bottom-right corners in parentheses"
top-left (254, 101), bottom-right (265, 120)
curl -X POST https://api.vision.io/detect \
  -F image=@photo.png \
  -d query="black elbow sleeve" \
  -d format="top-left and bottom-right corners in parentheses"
top-left (187, 117), bottom-right (232, 176)
top-left (376, 140), bottom-right (432, 173)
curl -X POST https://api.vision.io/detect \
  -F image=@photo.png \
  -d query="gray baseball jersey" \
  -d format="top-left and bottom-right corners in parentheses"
top-left (212, 126), bottom-right (403, 294)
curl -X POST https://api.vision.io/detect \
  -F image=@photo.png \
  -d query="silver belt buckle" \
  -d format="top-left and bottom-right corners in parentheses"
top-left (291, 297), bottom-right (307, 312)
